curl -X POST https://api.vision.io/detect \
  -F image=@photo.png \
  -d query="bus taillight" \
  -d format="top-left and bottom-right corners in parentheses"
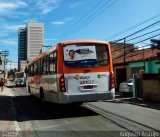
top-left (110, 72), bottom-right (115, 90)
top-left (59, 75), bottom-right (66, 92)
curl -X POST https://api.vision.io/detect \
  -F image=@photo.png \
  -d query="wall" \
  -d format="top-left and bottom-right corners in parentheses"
top-left (145, 60), bottom-right (160, 73)
top-left (143, 79), bottom-right (160, 101)
top-left (129, 62), bottom-right (145, 78)
top-left (129, 59), bottom-right (160, 75)
top-left (111, 43), bottom-right (134, 59)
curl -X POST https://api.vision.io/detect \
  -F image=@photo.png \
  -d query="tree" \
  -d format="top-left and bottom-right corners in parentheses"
top-left (151, 39), bottom-right (160, 47)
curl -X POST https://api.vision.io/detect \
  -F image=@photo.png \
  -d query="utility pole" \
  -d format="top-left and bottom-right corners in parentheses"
top-left (123, 38), bottom-right (126, 64)
top-left (40, 45), bottom-right (52, 54)
top-left (2, 50), bottom-right (9, 80)
top-left (8, 60), bottom-right (12, 70)
top-left (42, 44), bottom-right (52, 48)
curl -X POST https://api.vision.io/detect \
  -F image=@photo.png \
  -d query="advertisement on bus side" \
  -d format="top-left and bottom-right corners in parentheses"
top-left (63, 45), bottom-right (97, 67)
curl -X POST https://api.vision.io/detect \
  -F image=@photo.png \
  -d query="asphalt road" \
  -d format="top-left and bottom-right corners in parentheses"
top-left (0, 87), bottom-right (159, 137)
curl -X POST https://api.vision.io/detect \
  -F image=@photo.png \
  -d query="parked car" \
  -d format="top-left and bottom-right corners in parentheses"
top-left (119, 79), bottom-right (134, 96)
top-left (15, 78), bottom-right (26, 87)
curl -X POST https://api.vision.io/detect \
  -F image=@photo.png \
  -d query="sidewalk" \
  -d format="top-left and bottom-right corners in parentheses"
top-left (0, 86), bottom-right (14, 96)
top-left (121, 98), bottom-right (160, 110)
top-left (0, 87), bottom-right (19, 131)
top-left (113, 97), bottom-right (160, 110)
top-left (87, 100), bottom-right (160, 131)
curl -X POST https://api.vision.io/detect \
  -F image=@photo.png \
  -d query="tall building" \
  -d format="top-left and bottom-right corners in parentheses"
top-left (0, 53), bottom-right (5, 71)
top-left (0, 53), bottom-right (5, 79)
top-left (18, 27), bottom-right (27, 71)
top-left (18, 20), bottom-right (44, 71)
top-left (27, 20), bottom-right (44, 61)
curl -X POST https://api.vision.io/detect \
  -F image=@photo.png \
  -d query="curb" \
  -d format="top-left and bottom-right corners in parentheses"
top-left (123, 100), bottom-right (160, 110)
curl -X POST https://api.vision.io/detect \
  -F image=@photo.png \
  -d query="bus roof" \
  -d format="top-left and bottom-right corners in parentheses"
top-left (59, 39), bottom-right (109, 46)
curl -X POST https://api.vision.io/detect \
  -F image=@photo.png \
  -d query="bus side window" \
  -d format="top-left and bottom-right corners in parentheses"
top-left (40, 59), bottom-right (43, 75)
top-left (29, 66), bottom-right (31, 76)
top-left (42, 56), bottom-right (49, 75)
top-left (96, 45), bottom-right (109, 66)
top-left (34, 62), bottom-right (38, 76)
top-left (31, 64), bottom-right (34, 76)
top-left (37, 60), bottom-right (41, 75)
top-left (43, 57), bottom-right (47, 75)
top-left (49, 52), bottom-right (56, 74)
top-left (53, 52), bottom-right (57, 73)
top-left (28, 66), bottom-right (30, 76)
top-left (49, 53), bottom-right (54, 74)
top-left (46, 55), bottom-right (49, 74)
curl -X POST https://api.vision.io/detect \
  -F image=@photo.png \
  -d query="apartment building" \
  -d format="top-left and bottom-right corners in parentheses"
top-left (18, 20), bottom-right (44, 71)
top-left (18, 27), bottom-right (27, 71)
top-left (27, 20), bottom-right (44, 61)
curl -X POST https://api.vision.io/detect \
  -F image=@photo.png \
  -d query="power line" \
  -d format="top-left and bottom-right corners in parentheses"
top-left (111, 32), bottom-right (160, 52)
top-left (110, 28), bottom-right (160, 47)
top-left (104, 13), bottom-right (160, 40)
top-left (124, 20), bottom-right (160, 39)
top-left (57, 0), bottom-right (105, 39)
top-left (1, 50), bottom-right (9, 57)
top-left (112, 44), bottom-right (152, 60)
top-left (64, 0), bottom-right (117, 38)
top-left (126, 28), bottom-right (160, 42)
top-left (110, 20), bottom-right (160, 47)
top-left (133, 33), bottom-right (160, 45)
top-left (59, 0), bottom-right (118, 40)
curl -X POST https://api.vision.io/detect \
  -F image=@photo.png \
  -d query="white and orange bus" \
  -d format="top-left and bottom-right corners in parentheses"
top-left (25, 40), bottom-right (115, 104)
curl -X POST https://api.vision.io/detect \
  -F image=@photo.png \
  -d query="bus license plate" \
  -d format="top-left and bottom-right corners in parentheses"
top-left (84, 86), bottom-right (93, 89)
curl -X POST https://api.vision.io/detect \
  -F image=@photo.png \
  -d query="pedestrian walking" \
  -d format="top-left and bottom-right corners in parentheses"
top-left (0, 78), bottom-right (4, 92)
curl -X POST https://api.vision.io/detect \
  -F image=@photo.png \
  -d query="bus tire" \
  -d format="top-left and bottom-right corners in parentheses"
top-left (40, 88), bottom-right (45, 103)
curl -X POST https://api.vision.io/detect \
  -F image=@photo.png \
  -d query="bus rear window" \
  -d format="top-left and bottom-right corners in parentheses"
top-left (63, 43), bottom-right (109, 68)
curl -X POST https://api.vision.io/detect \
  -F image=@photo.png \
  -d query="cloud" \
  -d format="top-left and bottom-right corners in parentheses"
top-left (65, 17), bottom-right (74, 21)
top-left (51, 21), bottom-right (65, 25)
top-left (51, 17), bottom-right (74, 27)
top-left (0, 1), bottom-right (28, 16)
top-left (35, 0), bottom-right (59, 14)
top-left (0, 32), bottom-right (8, 37)
top-left (0, 0), bottom-right (60, 17)
top-left (4, 24), bottom-right (26, 31)
top-left (0, 39), bottom-right (17, 47)
top-left (0, 21), bottom-right (25, 35)
top-left (69, 2), bottom-right (84, 9)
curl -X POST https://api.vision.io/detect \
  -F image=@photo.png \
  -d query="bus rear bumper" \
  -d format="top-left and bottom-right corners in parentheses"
top-left (58, 89), bottom-right (115, 104)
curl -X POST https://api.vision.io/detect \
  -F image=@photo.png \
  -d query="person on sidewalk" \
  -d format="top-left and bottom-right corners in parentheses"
top-left (0, 78), bottom-right (4, 92)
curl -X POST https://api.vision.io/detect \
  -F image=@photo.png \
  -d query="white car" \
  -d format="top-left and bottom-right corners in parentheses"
top-left (119, 79), bottom-right (133, 93)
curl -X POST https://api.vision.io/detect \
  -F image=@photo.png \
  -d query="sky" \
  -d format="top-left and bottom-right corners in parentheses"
top-left (0, 0), bottom-right (160, 69)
